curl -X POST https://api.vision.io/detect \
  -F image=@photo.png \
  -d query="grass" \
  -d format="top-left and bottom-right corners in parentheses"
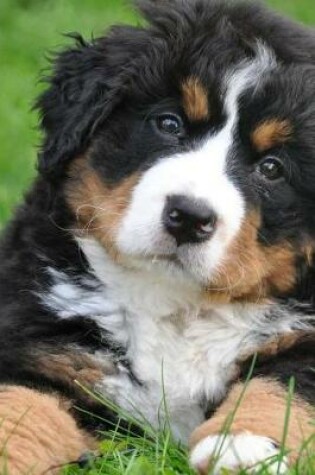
top-left (57, 375), bottom-right (315, 475)
top-left (0, 0), bottom-right (137, 224)
top-left (1, 0), bottom-right (314, 474)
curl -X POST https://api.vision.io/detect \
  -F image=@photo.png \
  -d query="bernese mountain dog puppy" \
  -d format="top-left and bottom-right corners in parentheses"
top-left (0, 0), bottom-right (314, 473)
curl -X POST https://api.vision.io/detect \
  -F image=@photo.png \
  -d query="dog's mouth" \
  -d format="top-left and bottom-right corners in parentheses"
top-left (148, 251), bottom-right (186, 270)
top-left (124, 240), bottom-right (218, 286)
top-left (127, 248), bottom-right (185, 270)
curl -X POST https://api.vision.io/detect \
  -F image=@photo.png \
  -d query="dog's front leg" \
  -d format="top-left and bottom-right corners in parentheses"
top-left (189, 378), bottom-right (314, 474)
top-left (0, 386), bottom-right (95, 474)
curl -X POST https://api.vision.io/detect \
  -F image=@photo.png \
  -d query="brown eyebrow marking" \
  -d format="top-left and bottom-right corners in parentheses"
top-left (182, 77), bottom-right (209, 121)
top-left (251, 119), bottom-right (292, 152)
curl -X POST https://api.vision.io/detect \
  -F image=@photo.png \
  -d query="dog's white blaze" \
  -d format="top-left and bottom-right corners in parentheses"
top-left (116, 47), bottom-right (276, 283)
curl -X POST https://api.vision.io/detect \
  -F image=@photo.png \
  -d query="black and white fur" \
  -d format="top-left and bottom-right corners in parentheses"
top-left (1, 1), bottom-right (315, 472)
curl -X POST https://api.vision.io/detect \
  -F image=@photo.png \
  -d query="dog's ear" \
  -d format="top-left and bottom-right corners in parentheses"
top-left (36, 28), bottom-right (144, 176)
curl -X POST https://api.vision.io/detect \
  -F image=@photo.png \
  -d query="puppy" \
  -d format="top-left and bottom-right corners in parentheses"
top-left (0, 0), bottom-right (314, 473)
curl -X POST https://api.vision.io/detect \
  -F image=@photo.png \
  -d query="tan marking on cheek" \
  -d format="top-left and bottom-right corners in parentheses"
top-left (182, 77), bottom-right (209, 121)
top-left (264, 244), bottom-right (296, 293)
top-left (0, 385), bottom-right (95, 474)
top-left (190, 378), bottom-right (314, 466)
top-left (251, 119), bottom-right (292, 152)
top-left (206, 211), bottom-right (296, 302)
top-left (65, 157), bottom-right (139, 256)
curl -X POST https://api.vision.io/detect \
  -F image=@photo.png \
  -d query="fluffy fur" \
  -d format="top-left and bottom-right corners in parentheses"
top-left (0, 0), bottom-right (315, 473)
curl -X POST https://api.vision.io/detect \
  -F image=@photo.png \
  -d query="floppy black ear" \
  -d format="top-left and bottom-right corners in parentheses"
top-left (36, 27), bottom-right (145, 175)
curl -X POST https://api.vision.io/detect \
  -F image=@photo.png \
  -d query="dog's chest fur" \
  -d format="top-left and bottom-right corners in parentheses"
top-left (42, 239), bottom-right (300, 441)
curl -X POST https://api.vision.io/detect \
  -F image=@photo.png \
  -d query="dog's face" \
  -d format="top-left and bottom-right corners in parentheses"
top-left (38, 0), bottom-right (315, 302)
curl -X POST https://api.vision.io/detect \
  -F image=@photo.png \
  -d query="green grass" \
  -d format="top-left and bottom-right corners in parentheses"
top-left (0, 0), bottom-right (137, 224)
top-left (57, 378), bottom-right (315, 475)
top-left (1, 1), bottom-right (315, 474)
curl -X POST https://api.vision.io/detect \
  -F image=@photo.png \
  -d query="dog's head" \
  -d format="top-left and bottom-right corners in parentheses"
top-left (37, 0), bottom-right (315, 302)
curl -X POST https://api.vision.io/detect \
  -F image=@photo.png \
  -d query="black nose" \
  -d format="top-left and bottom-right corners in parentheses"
top-left (163, 195), bottom-right (217, 245)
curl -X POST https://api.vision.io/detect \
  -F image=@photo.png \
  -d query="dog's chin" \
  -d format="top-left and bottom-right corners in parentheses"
top-left (116, 227), bottom-right (226, 287)
top-left (118, 241), bottom-right (217, 289)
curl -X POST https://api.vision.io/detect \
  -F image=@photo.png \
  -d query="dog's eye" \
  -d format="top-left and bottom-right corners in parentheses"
top-left (257, 156), bottom-right (284, 181)
top-left (155, 114), bottom-right (185, 137)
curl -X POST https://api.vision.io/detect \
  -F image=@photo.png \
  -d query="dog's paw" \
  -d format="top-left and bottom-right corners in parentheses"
top-left (190, 432), bottom-right (288, 474)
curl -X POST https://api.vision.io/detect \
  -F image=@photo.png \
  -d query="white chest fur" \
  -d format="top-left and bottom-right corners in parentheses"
top-left (98, 305), bottom-right (262, 441)
top-left (42, 238), bottom-right (309, 442)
